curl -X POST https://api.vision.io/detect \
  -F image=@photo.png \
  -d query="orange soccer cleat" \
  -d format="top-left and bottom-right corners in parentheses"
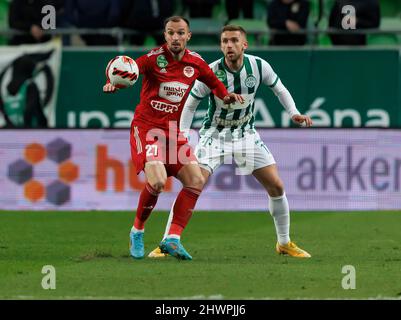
top-left (148, 246), bottom-right (169, 258)
top-left (276, 241), bottom-right (311, 258)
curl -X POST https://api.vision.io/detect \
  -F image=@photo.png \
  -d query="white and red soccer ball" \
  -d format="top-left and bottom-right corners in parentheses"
top-left (106, 55), bottom-right (139, 88)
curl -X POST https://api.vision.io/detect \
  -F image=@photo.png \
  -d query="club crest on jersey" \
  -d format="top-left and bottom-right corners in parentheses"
top-left (183, 66), bottom-right (195, 78)
top-left (245, 75), bottom-right (257, 88)
top-left (215, 70), bottom-right (226, 82)
top-left (156, 55), bottom-right (168, 68)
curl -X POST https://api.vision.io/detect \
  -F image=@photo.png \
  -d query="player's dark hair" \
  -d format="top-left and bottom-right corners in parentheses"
top-left (221, 25), bottom-right (247, 37)
top-left (164, 16), bottom-right (190, 29)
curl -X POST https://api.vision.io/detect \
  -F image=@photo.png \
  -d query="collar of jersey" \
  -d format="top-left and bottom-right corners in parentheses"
top-left (221, 57), bottom-right (245, 76)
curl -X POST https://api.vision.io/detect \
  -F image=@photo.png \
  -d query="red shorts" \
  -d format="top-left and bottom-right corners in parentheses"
top-left (130, 123), bottom-right (198, 177)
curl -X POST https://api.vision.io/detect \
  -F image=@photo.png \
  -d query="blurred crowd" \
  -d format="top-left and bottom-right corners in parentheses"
top-left (0, 0), bottom-right (390, 46)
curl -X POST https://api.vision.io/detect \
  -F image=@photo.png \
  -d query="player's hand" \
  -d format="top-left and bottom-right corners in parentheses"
top-left (292, 114), bottom-right (313, 127)
top-left (223, 93), bottom-right (244, 105)
top-left (103, 82), bottom-right (118, 93)
top-left (30, 24), bottom-right (44, 40)
top-left (285, 20), bottom-right (301, 32)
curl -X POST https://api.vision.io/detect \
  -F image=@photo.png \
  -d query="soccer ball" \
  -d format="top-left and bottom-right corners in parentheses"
top-left (106, 55), bottom-right (139, 88)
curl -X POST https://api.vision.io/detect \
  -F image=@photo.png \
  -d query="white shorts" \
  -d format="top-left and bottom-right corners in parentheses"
top-left (194, 131), bottom-right (276, 175)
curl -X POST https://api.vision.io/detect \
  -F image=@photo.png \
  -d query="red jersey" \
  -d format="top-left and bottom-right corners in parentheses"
top-left (133, 44), bottom-right (228, 131)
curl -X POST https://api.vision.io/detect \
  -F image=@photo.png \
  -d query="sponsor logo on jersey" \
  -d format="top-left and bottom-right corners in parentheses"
top-left (214, 112), bottom-right (252, 127)
top-left (215, 70), bottom-right (226, 82)
top-left (156, 55), bottom-right (168, 68)
top-left (159, 81), bottom-right (189, 103)
top-left (245, 75), bottom-right (257, 88)
top-left (150, 100), bottom-right (179, 113)
top-left (183, 66), bottom-right (195, 78)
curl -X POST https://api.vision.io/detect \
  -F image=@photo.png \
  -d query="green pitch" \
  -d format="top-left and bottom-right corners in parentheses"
top-left (0, 210), bottom-right (401, 299)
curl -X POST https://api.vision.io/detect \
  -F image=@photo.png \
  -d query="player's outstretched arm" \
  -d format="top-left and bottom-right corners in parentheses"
top-left (270, 78), bottom-right (311, 127)
top-left (292, 114), bottom-right (313, 127)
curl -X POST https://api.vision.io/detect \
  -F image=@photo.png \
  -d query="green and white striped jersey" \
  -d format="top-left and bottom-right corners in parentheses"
top-left (189, 54), bottom-right (279, 139)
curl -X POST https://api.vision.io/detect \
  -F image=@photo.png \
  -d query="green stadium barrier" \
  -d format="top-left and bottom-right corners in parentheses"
top-left (56, 48), bottom-right (401, 128)
top-left (380, 0), bottom-right (401, 17)
top-left (0, 0), bottom-right (9, 45)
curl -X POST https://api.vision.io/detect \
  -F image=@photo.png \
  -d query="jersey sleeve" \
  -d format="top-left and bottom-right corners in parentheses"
top-left (189, 80), bottom-right (211, 101)
top-left (197, 59), bottom-right (228, 100)
top-left (135, 54), bottom-right (151, 75)
top-left (272, 79), bottom-right (300, 118)
top-left (261, 59), bottom-right (279, 88)
top-left (180, 94), bottom-right (202, 134)
top-left (262, 59), bottom-right (300, 117)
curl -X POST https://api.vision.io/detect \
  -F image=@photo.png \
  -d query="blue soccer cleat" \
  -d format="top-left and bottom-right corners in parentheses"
top-left (160, 238), bottom-right (192, 260)
top-left (129, 231), bottom-right (144, 259)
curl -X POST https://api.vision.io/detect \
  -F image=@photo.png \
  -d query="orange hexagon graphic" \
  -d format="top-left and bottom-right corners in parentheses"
top-left (24, 143), bottom-right (46, 164)
top-left (59, 161), bottom-right (79, 183)
top-left (24, 180), bottom-right (45, 202)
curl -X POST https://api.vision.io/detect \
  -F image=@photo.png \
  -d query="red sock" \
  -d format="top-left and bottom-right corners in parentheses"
top-left (133, 183), bottom-right (160, 230)
top-left (168, 187), bottom-right (201, 237)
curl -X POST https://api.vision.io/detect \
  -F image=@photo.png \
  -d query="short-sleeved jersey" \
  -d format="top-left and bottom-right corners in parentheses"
top-left (133, 44), bottom-right (227, 132)
top-left (190, 54), bottom-right (279, 139)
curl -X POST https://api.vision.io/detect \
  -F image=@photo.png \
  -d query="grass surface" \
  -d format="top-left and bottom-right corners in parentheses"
top-left (0, 210), bottom-right (401, 299)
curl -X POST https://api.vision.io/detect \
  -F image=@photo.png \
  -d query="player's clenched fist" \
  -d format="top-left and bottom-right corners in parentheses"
top-left (292, 114), bottom-right (313, 127)
top-left (103, 82), bottom-right (118, 93)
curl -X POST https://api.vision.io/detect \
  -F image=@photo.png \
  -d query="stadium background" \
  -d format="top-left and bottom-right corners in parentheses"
top-left (1, 0), bottom-right (401, 300)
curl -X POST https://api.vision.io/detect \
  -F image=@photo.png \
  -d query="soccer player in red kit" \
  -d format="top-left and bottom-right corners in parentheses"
top-left (103, 16), bottom-right (243, 260)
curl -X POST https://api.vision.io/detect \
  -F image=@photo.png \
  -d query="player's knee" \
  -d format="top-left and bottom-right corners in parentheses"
top-left (268, 180), bottom-right (285, 198)
top-left (150, 179), bottom-right (166, 193)
top-left (186, 174), bottom-right (206, 190)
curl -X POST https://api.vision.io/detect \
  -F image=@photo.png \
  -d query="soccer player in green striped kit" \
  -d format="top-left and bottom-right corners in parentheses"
top-left (151, 25), bottom-right (313, 258)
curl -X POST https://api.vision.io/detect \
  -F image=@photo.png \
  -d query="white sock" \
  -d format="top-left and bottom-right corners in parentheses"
top-left (166, 234), bottom-right (180, 240)
top-left (162, 199), bottom-right (175, 240)
top-left (131, 226), bottom-right (144, 233)
top-left (268, 193), bottom-right (290, 245)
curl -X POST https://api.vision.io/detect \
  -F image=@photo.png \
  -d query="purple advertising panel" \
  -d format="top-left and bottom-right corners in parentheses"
top-left (1, 129), bottom-right (400, 211)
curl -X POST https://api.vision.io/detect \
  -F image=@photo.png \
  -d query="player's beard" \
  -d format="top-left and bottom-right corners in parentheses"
top-left (169, 42), bottom-right (184, 55)
top-left (225, 51), bottom-right (240, 63)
